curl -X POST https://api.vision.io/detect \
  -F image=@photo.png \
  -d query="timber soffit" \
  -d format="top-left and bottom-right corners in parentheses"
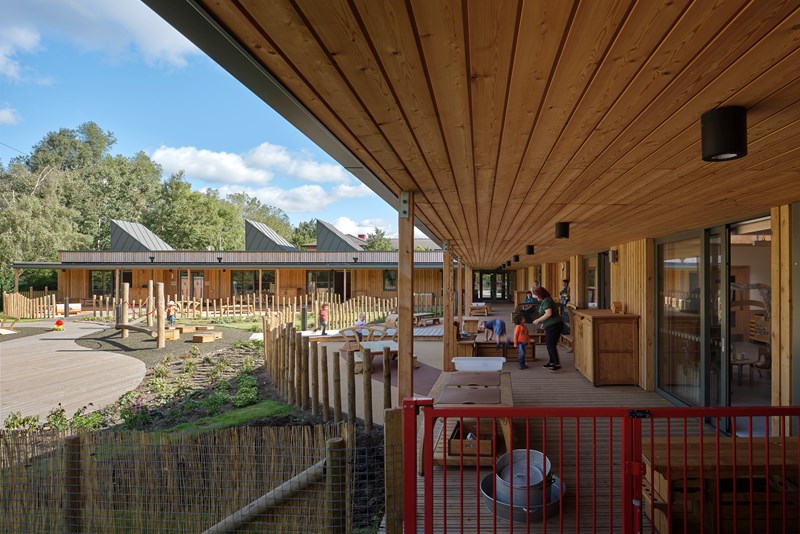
top-left (143, 0), bottom-right (800, 268)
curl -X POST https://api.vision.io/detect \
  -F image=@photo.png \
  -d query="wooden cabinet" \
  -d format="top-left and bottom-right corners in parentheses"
top-left (573, 309), bottom-right (639, 386)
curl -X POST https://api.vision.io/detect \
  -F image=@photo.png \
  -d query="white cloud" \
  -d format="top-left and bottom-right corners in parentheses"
top-left (1, 0), bottom-right (199, 71)
top-left (151, 146), bottom-right (272, 185)
top-left (151, 143), bottom-right (371, 190)
top-left (333, 217), bottom-right (391, 237)
top-left (0, 106), bottom-right (21, 125)
top-left (245, 142), bottom-right (351, 184)
top-left (0, 27), bottom-right (41, 81)
top-left (215, 184), bottom-right (336, 213)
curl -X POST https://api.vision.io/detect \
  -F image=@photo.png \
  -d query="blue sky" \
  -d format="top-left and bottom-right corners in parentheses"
top-left (0, 0), bottom-right (415, 238)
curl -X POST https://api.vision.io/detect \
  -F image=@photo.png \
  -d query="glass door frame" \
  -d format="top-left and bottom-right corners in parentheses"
top-left (704, 225), bottom-right (730, 409)
top-left (655, 228), bottom-right (731, 408)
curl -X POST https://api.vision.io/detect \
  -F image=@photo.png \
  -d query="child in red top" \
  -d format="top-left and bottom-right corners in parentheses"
top-left (318, 303), bottom-right (329, 335)
top-left (513, 314), bottom-right (531, 369)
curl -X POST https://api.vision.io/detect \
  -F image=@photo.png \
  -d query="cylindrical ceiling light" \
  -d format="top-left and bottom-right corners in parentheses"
top-left (526, 245), bottom-right (535, 255)
top-left (555, 222), bottom-right (570, 239)
top-left (513, 255), bottom-right (520, 263)
top-left (506, 261), bottom-right (511, 267)
top-left (701, 106), bottom-right (747, 161)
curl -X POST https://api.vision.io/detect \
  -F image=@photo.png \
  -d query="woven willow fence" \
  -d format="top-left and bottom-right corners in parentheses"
top-left (0, 422), bottom-right (401, 533)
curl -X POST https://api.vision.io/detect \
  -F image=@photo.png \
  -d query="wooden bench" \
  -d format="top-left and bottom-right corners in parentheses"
top-left (193, 331), bottom-right (222, 343)
top-left (164, 329), bottom-right (181, 341)
top-left (0, 316), bottom-right (19, 331)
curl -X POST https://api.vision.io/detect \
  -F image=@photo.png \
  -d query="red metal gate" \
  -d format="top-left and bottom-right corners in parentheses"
top-left (402, 399), bottom-right (800, 533)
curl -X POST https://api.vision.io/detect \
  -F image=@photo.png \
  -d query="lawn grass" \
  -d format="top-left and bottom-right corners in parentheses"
top-left (158, 400), bottom-right (294, 434)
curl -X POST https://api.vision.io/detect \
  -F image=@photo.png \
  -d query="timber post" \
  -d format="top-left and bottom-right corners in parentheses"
top-left (325, 437), bottom-right (347, 532)
top-left (157, 282), bottom-right (165, 348)
top-left (64, 435), bottom-right (83, 533)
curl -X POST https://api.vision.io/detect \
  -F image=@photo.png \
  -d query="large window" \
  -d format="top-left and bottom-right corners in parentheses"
top-left (657, 237), bottom-right (702, 405)
top-left (231, 270), bottom-right (256, 297)
top-left (90, 270), bottom-right (114, 296)
top-left (307, 270), bottom-right (333, 294)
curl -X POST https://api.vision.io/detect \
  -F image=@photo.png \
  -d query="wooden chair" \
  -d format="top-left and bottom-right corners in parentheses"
top-left (558, 304), bottom-right (576, 353)
top-left (753, 346), bottom-right (771, 377)
top-left (339, 327), bottom-right (362, 351)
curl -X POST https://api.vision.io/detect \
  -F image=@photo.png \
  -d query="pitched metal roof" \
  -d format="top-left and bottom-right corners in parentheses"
top-left (316, 220), bottom-right (362, 252)
top-left (244, 219), bottom-right (297, 252)
top-left (110, 220), bottom-right (173, 252)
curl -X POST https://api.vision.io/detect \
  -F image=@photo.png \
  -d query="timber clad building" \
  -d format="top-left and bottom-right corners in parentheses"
top-left (13, 219), bottom-right (445, 304)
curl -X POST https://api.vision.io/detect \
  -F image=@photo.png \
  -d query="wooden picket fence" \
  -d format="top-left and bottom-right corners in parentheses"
top-left (263, 316), bottom-right (393, 432)
top-left (2, 292), bottom-right (57, 320)
top-left (3, 289), bottom-right (436, 328)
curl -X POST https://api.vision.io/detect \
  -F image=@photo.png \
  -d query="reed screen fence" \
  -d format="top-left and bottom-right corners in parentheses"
top-left (1, 424), bottom-right (395, 533)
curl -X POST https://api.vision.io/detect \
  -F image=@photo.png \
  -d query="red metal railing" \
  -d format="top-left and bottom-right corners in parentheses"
top-left (402, 400), bottom-right (800, 533)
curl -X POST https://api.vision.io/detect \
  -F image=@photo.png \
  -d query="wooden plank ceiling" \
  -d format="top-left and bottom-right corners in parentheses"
top-left (186, 0), bottom-right (800, 269)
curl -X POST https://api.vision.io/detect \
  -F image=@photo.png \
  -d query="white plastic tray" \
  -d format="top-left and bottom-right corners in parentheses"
top-left (452, 357), bottom-right (505, 372)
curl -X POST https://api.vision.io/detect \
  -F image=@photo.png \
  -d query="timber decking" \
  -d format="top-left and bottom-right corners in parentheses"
top-left (0, 323), bottom-right (145, 423)
top-left (413, 346), bottom-right (674, 532)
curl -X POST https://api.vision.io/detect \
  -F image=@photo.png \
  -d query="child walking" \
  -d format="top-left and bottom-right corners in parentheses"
top-left (513, 314), bottom-right (531, 370)
top-left (318, 303), bottom-right (329, 335)
top-left (165, 300), bottom-right (177, 328)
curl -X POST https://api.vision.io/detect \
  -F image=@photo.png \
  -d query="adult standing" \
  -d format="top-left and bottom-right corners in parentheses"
top-left (532, 286), bottom-right (563, 370)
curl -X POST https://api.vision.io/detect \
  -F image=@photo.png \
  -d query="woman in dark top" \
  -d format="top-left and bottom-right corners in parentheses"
top-left (531, 286), bottom-right (563, 370)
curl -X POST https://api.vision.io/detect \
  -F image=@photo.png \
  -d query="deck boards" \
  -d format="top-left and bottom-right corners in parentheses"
top-left (413, 343), bottom-right (675, 532)
top-left (0, 323), bottom-right (145, 422)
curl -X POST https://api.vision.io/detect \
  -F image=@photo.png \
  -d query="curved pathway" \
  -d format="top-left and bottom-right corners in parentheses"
top-left (0, 322), bottom-right (145, 424)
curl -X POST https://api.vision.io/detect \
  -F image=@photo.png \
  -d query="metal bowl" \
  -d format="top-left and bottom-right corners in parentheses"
top-left (494, 449), bottom-right (552, 506)
top-left (480, 472), bottom-right (566, 523)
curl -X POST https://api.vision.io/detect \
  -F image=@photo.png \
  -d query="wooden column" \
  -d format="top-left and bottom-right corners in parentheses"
top-left (397, 191), bottom-right (414, 404)
top-left (121, 283), bottom-right (130, 339)
top-left (157, 282), bottom-right (165, 349)
top-left (147, 280), bottom-right (154, 328)
top-left (456, 255), bottom-right (463, 331)
top-left (443, 244), bottom-right (455, 371)
top-left (464, 265), bottom-right (473, 311)
top-left (275, 269), bottom-right (281, 303)
top-left (14, 269), bottom-right (20, 292)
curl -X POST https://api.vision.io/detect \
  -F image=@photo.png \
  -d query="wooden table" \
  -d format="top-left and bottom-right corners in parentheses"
top-left (641, 435), bottom-right (800, 531)
top-left (469, 304), bottom-right (492, 316)
top-left (731, 355), bottom-right (758, 385)
top-left (356, 340), bottom-right (419, 370)
top-left (413, 312), bottom-right (434, 326)
top-left (420, 372), bottom-right (513, 473)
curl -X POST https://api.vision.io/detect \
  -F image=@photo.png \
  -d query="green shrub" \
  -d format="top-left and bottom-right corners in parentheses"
top-left (153, 364), bottom-right (168, 378)
top-left (3, 411), bottom-right (40, 430)
top-left (46, 404), bottom-right (69, 430)
top-left (199, 391), bottom-right (229, 416)
top-left (232, 386), bottom-right (259, 407)
top-left (70, 407), bottom-right (106, 430)
top-left (120, 403), bottom-right (151, 430)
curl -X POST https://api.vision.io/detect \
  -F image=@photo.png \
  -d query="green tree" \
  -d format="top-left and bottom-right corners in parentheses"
top-left (26, 122), bottom-right (116, 173)
top-left (144, 174), bottom-right (244, 250)
top-left (291, 219), bottom-right (317, 249)
top-left (362, 227), bottom-right (393, 251)
top-left (225, 192), bottom-right (293, 241)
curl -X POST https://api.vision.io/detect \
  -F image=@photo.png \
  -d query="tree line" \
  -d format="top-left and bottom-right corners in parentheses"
top-left (0, 122), bottom-right (391, 294)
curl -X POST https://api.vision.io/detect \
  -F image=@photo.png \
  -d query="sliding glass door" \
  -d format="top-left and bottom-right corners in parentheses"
top-left (656, 228), bottom-right (730, 407)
